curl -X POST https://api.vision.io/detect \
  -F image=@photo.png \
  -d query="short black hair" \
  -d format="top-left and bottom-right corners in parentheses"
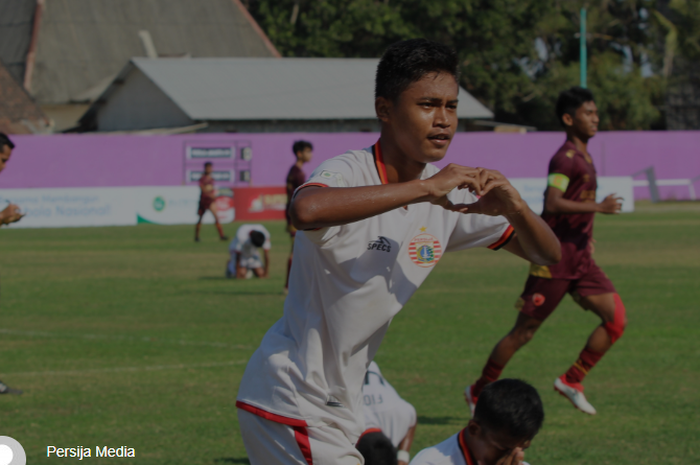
top-left (474, 379), bottom-right (544, 441)
top-left (356, 431), bottom-right (397, 465)
top-left (0, 133), bottom-right (15, 151)
top-left (292, 140), bottom-right (313, 156)
top-left (375, 39), bottom-right (459, 102)
top-left (556, 86), bottom-right (595, 126)
top-left (204, 162), bottom-right (213, 168)
top-left (250, 230), bottom-right (265, 248)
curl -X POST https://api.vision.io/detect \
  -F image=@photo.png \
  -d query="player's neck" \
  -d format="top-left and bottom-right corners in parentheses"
top-left (378, 135), bottom-right (426, 184)
top-left (294, 158), bottom-right (304, 169)
top-left (566, 133), bottom-right (590, 156)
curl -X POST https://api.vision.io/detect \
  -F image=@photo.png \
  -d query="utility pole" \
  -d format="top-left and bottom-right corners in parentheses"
top-left (580, 7), bottom-right (587, 88)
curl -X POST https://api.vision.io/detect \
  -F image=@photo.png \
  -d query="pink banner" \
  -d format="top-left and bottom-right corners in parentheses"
top-left (2, 131), bottom-right (699, 200)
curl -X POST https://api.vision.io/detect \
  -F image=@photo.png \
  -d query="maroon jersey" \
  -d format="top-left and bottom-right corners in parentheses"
top-left (285, 164), bottom-right (306, 225)
top-left (536, 140), bottom-right (598, 280)
top-left (198, 174), bottom-right (215, 214)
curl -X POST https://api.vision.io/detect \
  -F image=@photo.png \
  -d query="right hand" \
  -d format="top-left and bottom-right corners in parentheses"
top-left (0, 203), bottom-right (24, 225)
top-left (598, 194), bottom-right (622, 214)
top-left (496, 447), bottom-right (525, 465)
top-left (423, 164), bottom-right (489, 210)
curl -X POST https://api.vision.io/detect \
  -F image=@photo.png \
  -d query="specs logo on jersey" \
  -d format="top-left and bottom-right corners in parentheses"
top-left (367, 236), bottom-right (392, 253)
top-left (408, 233), bottom-right (442, 268)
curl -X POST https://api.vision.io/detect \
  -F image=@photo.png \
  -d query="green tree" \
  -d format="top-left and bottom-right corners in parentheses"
top-left (247, 0), bottom-right (666, 130)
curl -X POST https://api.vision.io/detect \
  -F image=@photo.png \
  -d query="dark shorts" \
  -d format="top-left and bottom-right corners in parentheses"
top-left (198, 197), bottom-right (214, 216)
top-left (517, 261), bottom-right (616, 321)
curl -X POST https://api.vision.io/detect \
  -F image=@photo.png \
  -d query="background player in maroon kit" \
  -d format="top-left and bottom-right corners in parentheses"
top-left (466, 87), bottom-right (626, 415)
top-left (284, 140), bottom-right (313, 292)
top-left (195, 162), bottom-right (228, 242)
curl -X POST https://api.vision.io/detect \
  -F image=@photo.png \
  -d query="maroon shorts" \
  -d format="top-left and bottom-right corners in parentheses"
top-left (198, 197), bottom-right (214, 216)
top-left (517, 261), bottom-right (616, 321)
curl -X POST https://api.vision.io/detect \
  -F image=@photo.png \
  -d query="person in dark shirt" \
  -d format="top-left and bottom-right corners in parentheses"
top-left (465, 87), bottom-right (626, 416)
top-left (195, 162), bottom-right (228, 242)
top-left (284, 140), bottom-right (313, 292)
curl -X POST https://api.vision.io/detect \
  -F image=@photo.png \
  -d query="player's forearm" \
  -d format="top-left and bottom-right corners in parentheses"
top-left (291, 182), bottom-right (431, 230)
top-left (504, 205), bottom-right (561, 265)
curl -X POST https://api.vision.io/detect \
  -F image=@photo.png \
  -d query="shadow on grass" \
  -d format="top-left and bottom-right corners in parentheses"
top-left (214, 459), bottom-right (250, 464)
top-left (417, 415), bottom-right (460, 425)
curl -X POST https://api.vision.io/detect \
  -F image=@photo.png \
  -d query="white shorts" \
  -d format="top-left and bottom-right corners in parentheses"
top-left (227, 257), bottom-right (262, 276)
top-left (237, 409), bottom-right (364, 465)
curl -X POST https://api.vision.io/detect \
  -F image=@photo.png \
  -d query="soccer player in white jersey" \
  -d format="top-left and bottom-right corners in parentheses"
top-left (362, 361), bottom-right (416, 464)
top-left (236, 39), bottom-right (560, 465)
top-left (226, 224), bottom-right (271, 279)
top-left (410, 379), bottom-right (543, 465)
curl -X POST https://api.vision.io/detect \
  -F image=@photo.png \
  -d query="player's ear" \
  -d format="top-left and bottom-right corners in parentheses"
top-left (561, 112), bottom-right (574, 127)
top-left (467, 419), bottom-right (482, 438)
top-left (375, 96), bottom-right (392, 123)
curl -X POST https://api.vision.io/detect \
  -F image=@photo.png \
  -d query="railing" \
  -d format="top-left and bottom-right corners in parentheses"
top-left (632, 167), bottom-right (700, 202)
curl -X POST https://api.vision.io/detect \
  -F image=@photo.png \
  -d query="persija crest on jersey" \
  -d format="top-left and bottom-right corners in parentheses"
top-left (408, 233), bottom-right (442, 268)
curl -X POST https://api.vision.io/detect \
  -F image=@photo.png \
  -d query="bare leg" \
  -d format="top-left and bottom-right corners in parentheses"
top-left (397, 424), bottom-right (416, 465)
top-left (195, 213), bottom-right (204, 241)
top-left (252, 267), bottom-right (267, 278)
top-left (208, 205), bottom-right (227, 240)
top-left (488, 312), bottom-right (544, 367)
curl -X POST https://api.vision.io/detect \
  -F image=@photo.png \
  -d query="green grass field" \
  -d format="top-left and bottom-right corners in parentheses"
top-left (1, 202), bottom-right (698, 464)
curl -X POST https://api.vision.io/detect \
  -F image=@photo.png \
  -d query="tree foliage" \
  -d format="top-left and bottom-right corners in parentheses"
top-left (246, 0), bottom-right (682, 130)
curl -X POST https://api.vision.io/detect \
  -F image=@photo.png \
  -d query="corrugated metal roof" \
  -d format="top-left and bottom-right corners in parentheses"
top-left (30, 0), bottom-right (279, 104)
top-left (129, 57), bottom-right (493, 120)
top-left (0, 0), bottom-right (35, 83)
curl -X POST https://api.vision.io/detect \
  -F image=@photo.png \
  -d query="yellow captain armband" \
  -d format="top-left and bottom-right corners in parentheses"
top-left (548, 173), bottom-right (570, 193)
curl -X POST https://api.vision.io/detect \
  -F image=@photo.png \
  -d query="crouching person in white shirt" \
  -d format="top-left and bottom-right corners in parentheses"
top-left (410, 379), bottom-right (543, 465)
top-left (226, 224), bottom-right (271, 279)
top-left (362, 361), bottom-right (416, 465)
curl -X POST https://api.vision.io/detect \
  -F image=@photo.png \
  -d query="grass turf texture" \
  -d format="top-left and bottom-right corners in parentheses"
top-left (0, 202), bottom-right (698, 464)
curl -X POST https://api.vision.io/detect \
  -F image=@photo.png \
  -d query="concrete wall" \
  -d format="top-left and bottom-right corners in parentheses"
top-left (2, 131), bottom-right (699, 200)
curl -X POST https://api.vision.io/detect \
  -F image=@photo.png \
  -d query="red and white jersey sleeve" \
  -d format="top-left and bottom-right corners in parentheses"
top-left (362, 361), bottom-right (417, 448)
top-left (410, 432), bottom-right (530, 465)
top-left (237, 144), bottom-right (514, 444)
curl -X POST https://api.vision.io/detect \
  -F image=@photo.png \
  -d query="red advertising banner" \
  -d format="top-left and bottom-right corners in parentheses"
top-left (233, 187), bottom-right (287, 221)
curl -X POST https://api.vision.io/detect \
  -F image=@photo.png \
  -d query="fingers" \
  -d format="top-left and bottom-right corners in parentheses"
top-left (496, 448), bottom-right (524, 465)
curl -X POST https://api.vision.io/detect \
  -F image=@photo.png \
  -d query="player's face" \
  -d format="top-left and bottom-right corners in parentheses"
top-left (299, 148), bottom-right (313, 163)
top-left (571, 101), bottom-right (599, 139)
top-left (377, 71), bottom-right (459, 164)
top-left (469, 422), bottom-right (531, 465)
top-left (204, 164), bottom-right (213, 174)
top-left (0, 145), bottom-right (12, 174)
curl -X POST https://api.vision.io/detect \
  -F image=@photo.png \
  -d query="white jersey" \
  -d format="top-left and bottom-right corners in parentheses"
top-left (229, 224), bottom-right (271, 261)
top-left (362, 361), bottom-right (416, 448)
top-left (410, 431), bottom-right (530, 465)
top-left (237, 143), bottom-right (514, 442)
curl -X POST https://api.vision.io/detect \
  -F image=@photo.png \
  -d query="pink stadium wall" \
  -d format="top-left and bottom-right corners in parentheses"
top-left (2, 131), bottom-right (699, 200)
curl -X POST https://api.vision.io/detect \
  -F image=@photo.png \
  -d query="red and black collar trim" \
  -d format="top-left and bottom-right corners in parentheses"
top-left (372, 141), bottom-right (389, 185)
top-left (458, 427), bottom-right (477, 465)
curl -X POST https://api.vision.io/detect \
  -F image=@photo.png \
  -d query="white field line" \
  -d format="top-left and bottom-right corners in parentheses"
top-left (0, 329), bottom-right (252, 350)
top-left (4, 360), bottom-right (249, 377)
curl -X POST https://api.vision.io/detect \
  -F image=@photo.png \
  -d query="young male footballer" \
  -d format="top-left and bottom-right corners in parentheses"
top-left (412, 379), bottom-right (543, 465)
top-left (466, 87), bottom-right (626, 416)
top-left (236, 39), bottom-right (560, 464)
top-left (194, 161), bottom-right (228, 242)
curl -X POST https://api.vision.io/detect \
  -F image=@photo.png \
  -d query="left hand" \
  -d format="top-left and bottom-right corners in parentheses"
top-left (495, 447), bottom-right (525, 465)
top-left (589, 238), bottom-right (597, 254)
top-left (447, 168), bottom-right (525, 216)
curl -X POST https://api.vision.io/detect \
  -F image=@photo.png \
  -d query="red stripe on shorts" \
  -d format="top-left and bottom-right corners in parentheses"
top-left (293, 425), bottom-right (314, 465)
top-left (235, 401), bottom-right (308, 427)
